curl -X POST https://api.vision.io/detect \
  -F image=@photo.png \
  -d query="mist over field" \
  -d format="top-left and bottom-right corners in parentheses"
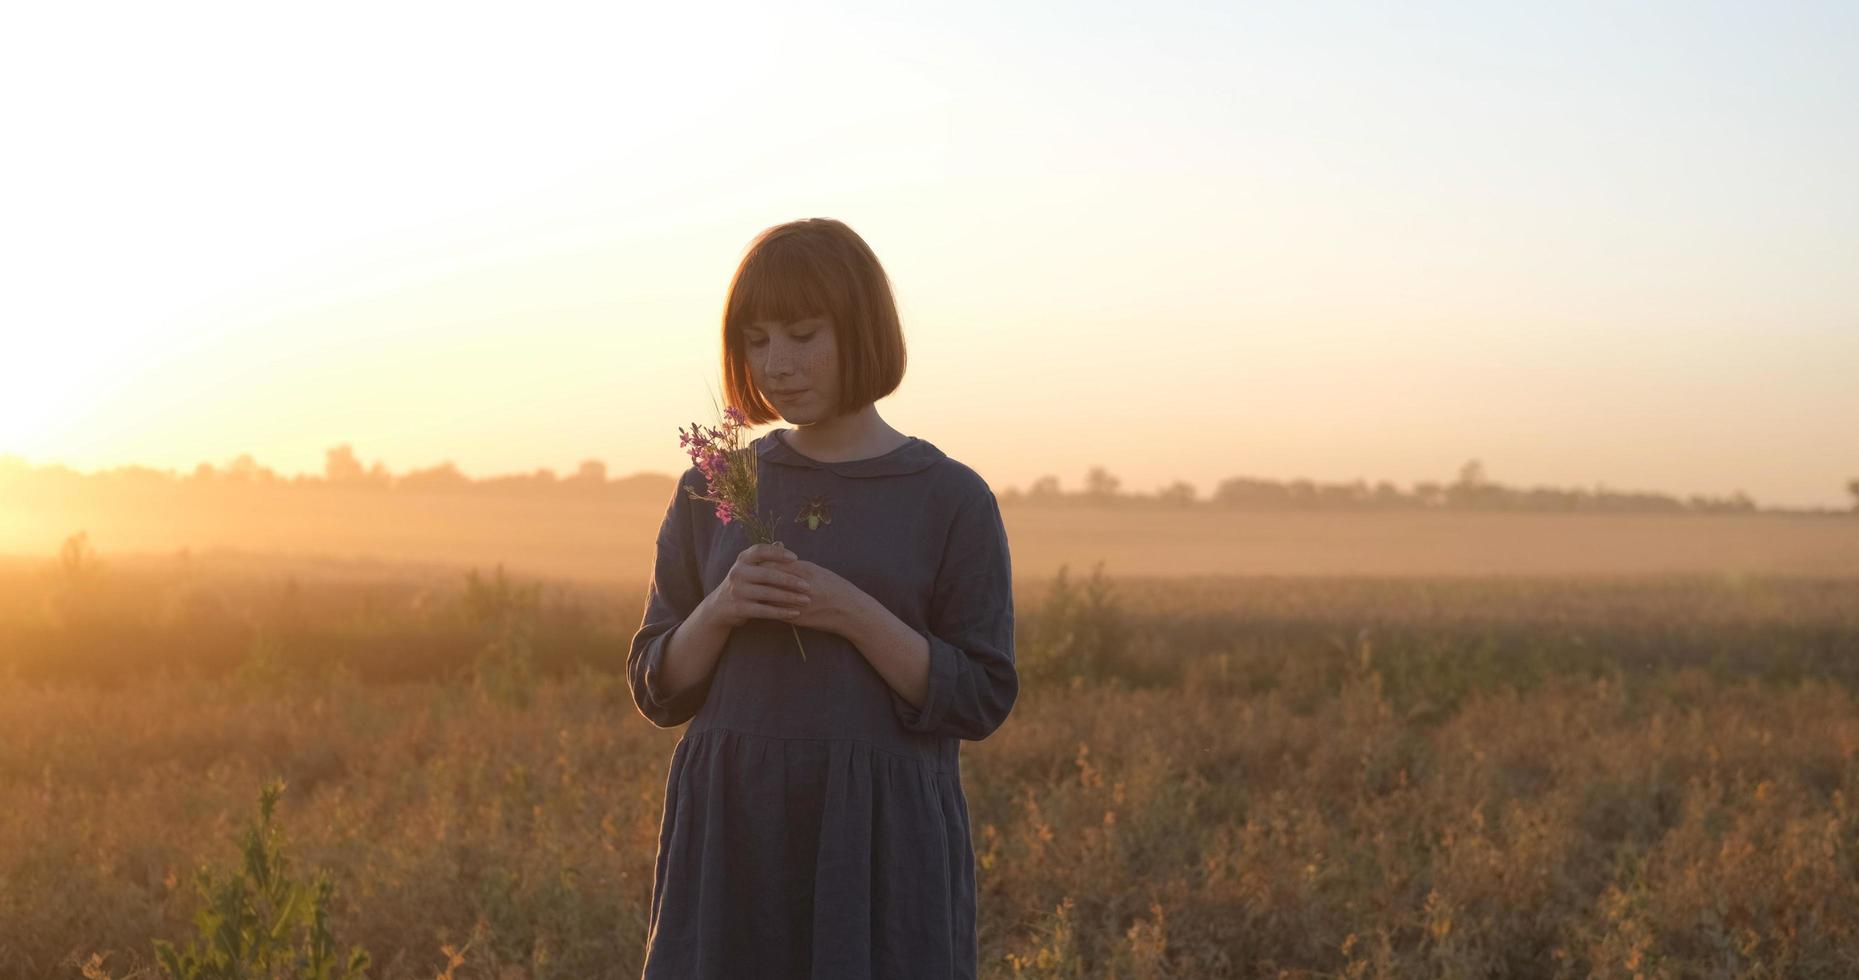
top-left (5, 456), bottom-right (1858, 584)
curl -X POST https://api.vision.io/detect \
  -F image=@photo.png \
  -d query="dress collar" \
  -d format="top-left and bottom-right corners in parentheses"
top-left (753, 427), bottom-right (944, 478)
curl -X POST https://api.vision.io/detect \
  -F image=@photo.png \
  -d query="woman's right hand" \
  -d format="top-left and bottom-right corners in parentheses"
top-left (707, 541), bottom-right (813, 629)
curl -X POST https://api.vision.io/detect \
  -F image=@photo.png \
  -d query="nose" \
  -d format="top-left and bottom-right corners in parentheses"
top-left (760, 337), bottom-right (796, 380)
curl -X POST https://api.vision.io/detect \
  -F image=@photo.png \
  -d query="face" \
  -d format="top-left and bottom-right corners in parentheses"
top-left (745, 315), bottom-right (839, 422)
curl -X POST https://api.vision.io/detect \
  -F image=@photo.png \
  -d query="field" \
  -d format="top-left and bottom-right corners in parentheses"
top-left (4, 541), bottom-right (1859, 978)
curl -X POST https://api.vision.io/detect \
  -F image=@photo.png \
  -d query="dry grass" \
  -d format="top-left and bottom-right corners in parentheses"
top-left (3, 558), bottom-right (1858, 978)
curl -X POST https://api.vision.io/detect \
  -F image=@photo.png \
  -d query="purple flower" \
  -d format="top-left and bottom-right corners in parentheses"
top-left (670, 402), bottom-right (806, 660)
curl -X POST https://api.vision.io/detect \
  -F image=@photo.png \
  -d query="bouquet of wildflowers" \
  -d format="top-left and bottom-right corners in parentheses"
top-left (679, 404), bottom-right (808, 661)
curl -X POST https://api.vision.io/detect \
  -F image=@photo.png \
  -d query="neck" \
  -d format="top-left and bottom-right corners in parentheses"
top-left (785, 404), bottom-right (906, 462)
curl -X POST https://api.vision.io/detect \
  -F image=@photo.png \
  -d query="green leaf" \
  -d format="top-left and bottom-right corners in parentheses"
top-left (268, 881), bottom-right (307, 945)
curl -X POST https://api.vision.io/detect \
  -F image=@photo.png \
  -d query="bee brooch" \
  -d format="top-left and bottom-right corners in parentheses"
top-left (794, 494), bottom-right (834, 531)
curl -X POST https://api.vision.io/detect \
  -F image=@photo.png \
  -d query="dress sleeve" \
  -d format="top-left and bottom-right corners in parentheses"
top-left (890, 482), bottom-right (1018, 741)
top-left (627, 471), bottom-right (715, 728)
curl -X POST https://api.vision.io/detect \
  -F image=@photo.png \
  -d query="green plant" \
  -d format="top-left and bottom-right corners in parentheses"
top-left (1004, 895), bottom-right (1087, 977)
top-left (473, 617), bottom-right (537, 709)
top-left (234, 633), bottom-right (293, 694)
top-left (151, 779), bottom-right (371, 980)
top-left (59, 530), bottom-right (104, 590)
top-left (461, 564), bottom-right (540, 630)
top-left (464, 565), bottom-right (540, 708)
top-left (1022, 561), bottom-right (1126, 687)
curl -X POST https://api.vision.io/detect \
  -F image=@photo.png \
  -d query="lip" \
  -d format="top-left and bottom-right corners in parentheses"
top-left (772, 388), bottom-right (809, 397)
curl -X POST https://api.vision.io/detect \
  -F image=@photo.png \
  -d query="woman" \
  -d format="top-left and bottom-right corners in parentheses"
top-left (627, 218), bottom-right (1018, 979)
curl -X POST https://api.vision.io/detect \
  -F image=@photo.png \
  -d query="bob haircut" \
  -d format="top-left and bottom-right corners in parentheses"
top-left (721, 218), bottom-right (907, 425)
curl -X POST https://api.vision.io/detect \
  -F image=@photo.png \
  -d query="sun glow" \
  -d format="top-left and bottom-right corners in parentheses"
top-left (3, 336), bottom-right (77, 460)
top-left (0, 327), bottom-right (169, 464)
top-left (0, 3), bottom-right (1854, 507)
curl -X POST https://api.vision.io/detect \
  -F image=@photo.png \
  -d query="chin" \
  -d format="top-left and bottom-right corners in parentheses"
top-left (781, 402), bottom-right (829, 425)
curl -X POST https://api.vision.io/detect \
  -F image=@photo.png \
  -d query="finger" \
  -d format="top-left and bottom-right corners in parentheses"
top-left (746, 601), bottom-right (803, 619)
top-left (750, 586), bottom-right (810, 608)
top-left (750, 565), bottom-right (812, 593)
top-left (744, 542), bottom-right (797, 565)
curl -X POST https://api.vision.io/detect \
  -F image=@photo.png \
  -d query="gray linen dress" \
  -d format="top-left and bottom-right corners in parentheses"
top-left (627, 427), bottom-right (1017, 980)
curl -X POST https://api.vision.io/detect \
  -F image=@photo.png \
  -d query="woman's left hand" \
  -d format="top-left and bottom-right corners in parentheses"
top-left (780, 557), bottom-right (868, 636)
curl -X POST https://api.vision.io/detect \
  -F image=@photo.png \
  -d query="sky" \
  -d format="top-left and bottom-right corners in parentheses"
top-left (2, 1), bottom-right (1855, 507)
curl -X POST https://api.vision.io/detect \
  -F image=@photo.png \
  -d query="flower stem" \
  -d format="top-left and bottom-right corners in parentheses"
top-left (789, 623), bottom-right (809, 661)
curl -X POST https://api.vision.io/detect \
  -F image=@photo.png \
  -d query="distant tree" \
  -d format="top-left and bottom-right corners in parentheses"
top-left (480, 467), bottom-right (560, 494)
top-left (1083, 466), bottom-right (1121, 500)
top-left (398, 461), bottom-right (471, 493)
top-left (1213, 477), bottom-right (1290, 508)
top-left (222, 453), bottom-right (279, 484)
top-left (103, 464), bottom-right (172, 488)
top-left (325, 444), bottom-right (366, 484)
top-left (1315, 479), bottom-right (1370, 508)
top-left (1448, 459), bottom-right (1500, 508)
top-left (1156, 480), bottom-right (1196, 505)
top-left (1849, 478), bottom-right (1859, 512)
top-left (558, 460), bottom-right (608, 496)
top-left (1028, 475), bottom-right (1062, 500)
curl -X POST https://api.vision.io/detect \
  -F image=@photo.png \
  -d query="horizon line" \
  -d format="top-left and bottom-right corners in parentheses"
top-left (4, 447), bottom-right (1852, 513)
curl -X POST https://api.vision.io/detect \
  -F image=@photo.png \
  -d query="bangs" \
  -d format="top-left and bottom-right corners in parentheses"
top-left (725, 239), bottom-right (848, 336)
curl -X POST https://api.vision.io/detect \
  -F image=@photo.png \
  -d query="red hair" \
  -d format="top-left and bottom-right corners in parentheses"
top-left (721, 218), bottom-right (907, 424)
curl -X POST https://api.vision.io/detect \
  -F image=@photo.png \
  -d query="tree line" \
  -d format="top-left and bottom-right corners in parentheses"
top-left (4, 448), bottom-right (1855, 514)
top-left (0, 445), bottom-right (661, 499)
top-left (999, 460), bottom-right (1859, 515)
